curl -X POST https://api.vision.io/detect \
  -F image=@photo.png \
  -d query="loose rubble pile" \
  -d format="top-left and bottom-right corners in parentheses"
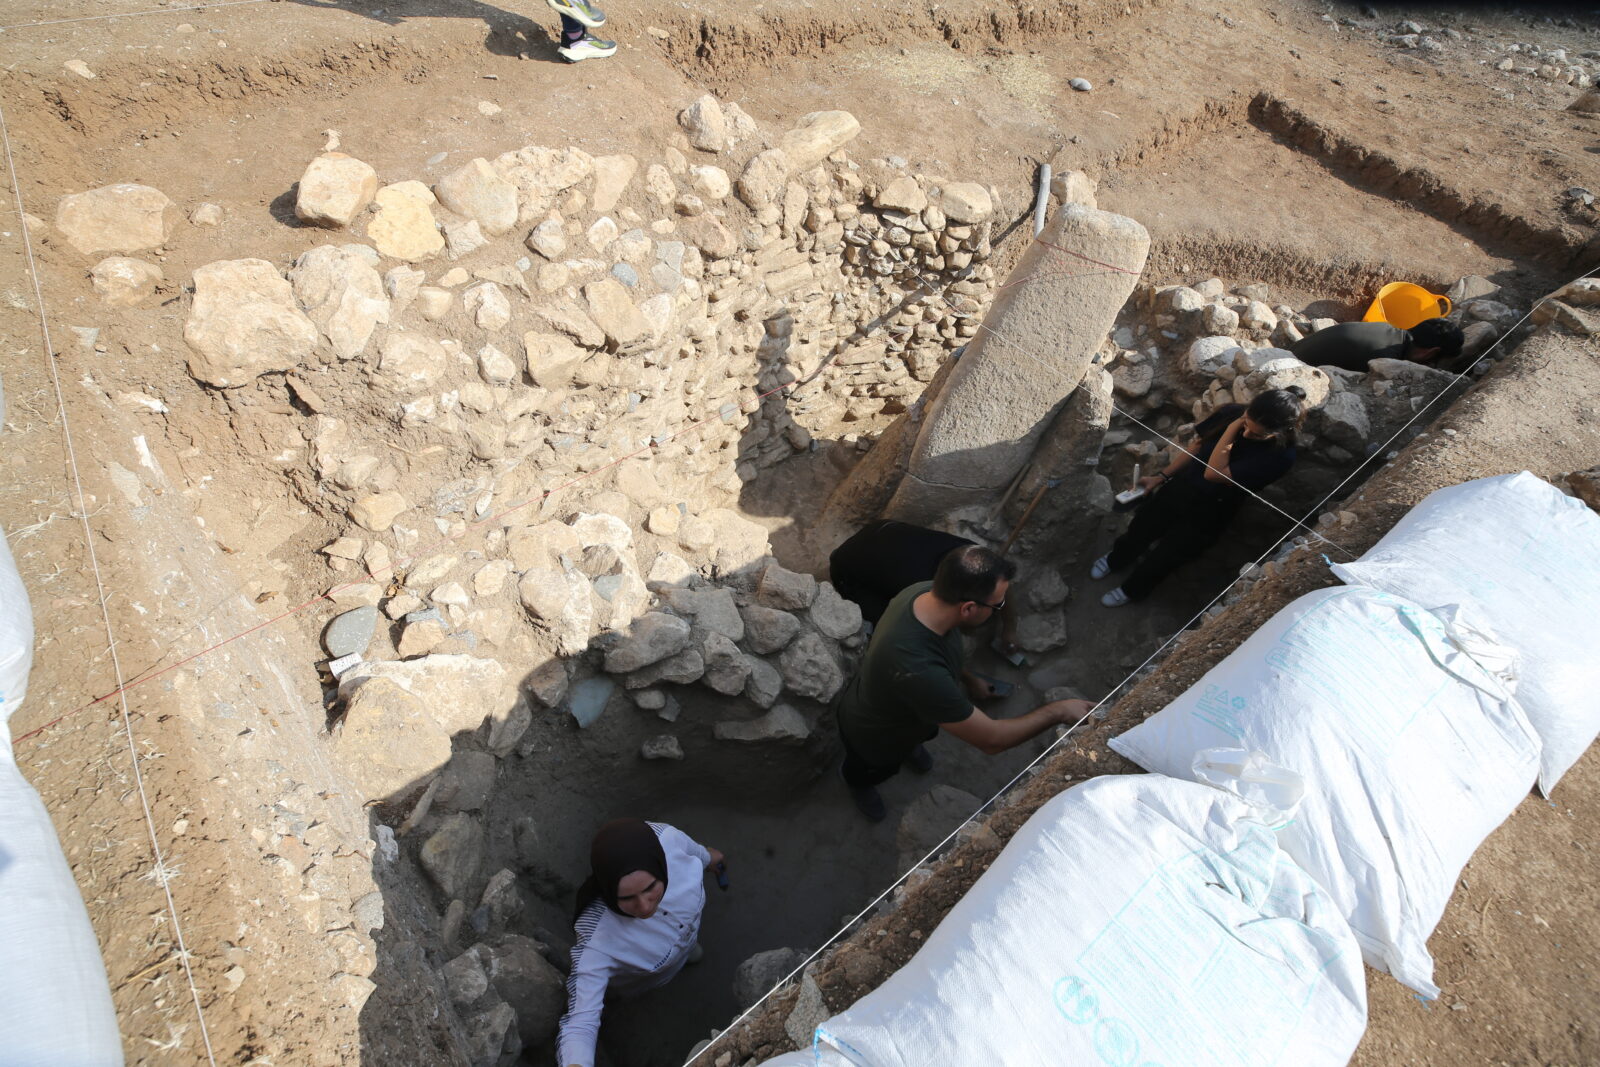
top-left (1324, 13), bottom-right (1600, 91)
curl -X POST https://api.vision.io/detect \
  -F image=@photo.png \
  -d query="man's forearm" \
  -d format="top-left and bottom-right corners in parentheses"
top-left (981, 701), bottom-right (1074, 754)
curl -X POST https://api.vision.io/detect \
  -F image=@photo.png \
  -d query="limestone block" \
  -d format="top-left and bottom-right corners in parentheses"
top-left (777, 111), bottom-right (861, 171)
top-left (416, 287), bottom-right (453, 319)
top-left (368, 181), bottom-right (444, 262)
top-left (373, 331), bottom-right (447, 393)
top-left (737, 148), bottom-right (791, 208)
top-left (641, 735), bottom-right (685, 760)
top-left (1185, 334), bottom-right (1243, 382)
top-left (464, 282), bottom-right (512, 332)
top-left (339, 654), bottom-right (512, 738)
top-left (744, 656), bottom-right (783, 708)
top-left (398, 618), bottom-right (447, 658)
top-left (874, 176), bottom-right (927, 214)
top-left (334, 678), bottom-right (451, 799)
top-left (583, 277), bottom-right (652, 350)
top-left (623, 648), bottom-right (705, 688)
top-left (420, 813), bottom-right (483, 899)
top-left (713, 704), bottom-right (809, 744)
top-left (523, 331), bottom-right (586, 388)
top-left (701, 631), bottom-right (751, 695)
top-left (350, 491), bottom-right (409, 531)
top-left (590, 155), bottom-right (638, 213)
top-left (480, 936), bottom-right (566, 1047)
top-left (938, 182), bottom-right (994, 224)
top-left (519, 566), bottom-right (593, 656)
top-left (741, 604), bottom-right (800, 654)
top-left (1049, 169), bottom-right (1098, 208)
top-left (676, 214), bottom-right (738, 259)
top-left (535, 297), bottom-right (606, 348)
top-left (689, 165), bottom-right (732, 201)
top-left (807, 582), bottom-right (862, 639)
top-left (1315, 389), bottom-right (1370, 449)
top-left (290, 245), bottom-right (390, 359)
top-left (779, 631), bottom-right (843, 701)
top-left (55, 183), bottom-right (174, 254)
top-left (184, 259), bottom-right (318, 387)
top-left (757, 562), bottom-right (817, 610)
top-left (295, 153), bottom-right (379, 228)
top-left (444, 218), bottom-right (487, 259)
top-left (1112, 360), bottom-right (1154, 399)
top-left (385, 265), bottom-right (425, 314)
top-left (442, 949), bottom-right (489, 1006)
top-left (679, 94), bottom-right (729, 152)
top-left (478, 343), bottom-right (519, 385)
top-left (689, 587), bottom-right (744, 641)
top-left (1201, 303), bottom-right (1239, 335)
top-left (90, 256), bottom-right (162, 306)
top-left (644, 164), bottom-right (676, 205)
top-left (604, 612), bottom-right (692, 673)
top-left (524, 659), bottom-right (570, 708)
top-left (491, 145), bottom-right (595, 223)
top-left (435, 158), bottom-right (518, 236)
top-left (1241, 356), bottom-right (1331, 410)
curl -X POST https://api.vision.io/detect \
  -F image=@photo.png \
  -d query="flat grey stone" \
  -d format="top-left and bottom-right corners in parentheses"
top-left (323, 605), bottom-right (379, 658)
top-left (568, 677), bottom-right (616, 729)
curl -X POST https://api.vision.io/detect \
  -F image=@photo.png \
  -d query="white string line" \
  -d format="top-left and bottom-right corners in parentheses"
top-left (0, 0), bottom-right (269, 32)
top-left (0, 105), bottom-right (219, 1065)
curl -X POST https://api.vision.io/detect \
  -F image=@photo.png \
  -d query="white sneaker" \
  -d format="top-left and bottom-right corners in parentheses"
top-left (1100, 587), bottom-right (1130, 608)
top-left (1089, 555), bottom-right (1111, 580)
top-left (546, 0), bottom-right (607, 28)
top-left (558, 33), bottom-right (617, 61)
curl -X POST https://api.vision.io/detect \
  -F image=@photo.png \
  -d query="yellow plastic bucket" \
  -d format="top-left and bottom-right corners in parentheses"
top-left (1363, 282), bottom-right (1451, 330)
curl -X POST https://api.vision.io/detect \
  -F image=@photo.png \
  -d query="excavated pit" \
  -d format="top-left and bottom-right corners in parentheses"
top-left (1, 2), bottom-right (1597, 1066)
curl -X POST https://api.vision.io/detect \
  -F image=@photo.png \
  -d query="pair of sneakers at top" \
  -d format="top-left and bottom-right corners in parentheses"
top-left (548, 0), bottom-right (616, 62)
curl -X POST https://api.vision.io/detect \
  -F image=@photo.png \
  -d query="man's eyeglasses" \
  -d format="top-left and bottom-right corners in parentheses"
top-left (972, 597), bottom-right (1006, 612)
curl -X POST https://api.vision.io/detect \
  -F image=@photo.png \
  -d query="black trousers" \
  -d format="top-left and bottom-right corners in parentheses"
top-left (558, 13), bottom-right (584, 41)
top-left (1105, 482), bottom-right (1235, 600)
top-left (839, 730), bottom-right (912, 789)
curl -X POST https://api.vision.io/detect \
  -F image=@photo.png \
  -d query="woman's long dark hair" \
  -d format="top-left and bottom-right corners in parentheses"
top-left (1245, 386), bottom-right (1307, 448)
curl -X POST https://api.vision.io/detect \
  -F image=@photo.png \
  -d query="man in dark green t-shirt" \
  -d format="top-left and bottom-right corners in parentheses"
top-left (834, 544), bottom-right (1093, 821)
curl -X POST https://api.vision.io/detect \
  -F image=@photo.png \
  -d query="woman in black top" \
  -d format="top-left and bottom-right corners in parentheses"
top-left (1092, 387), bottom-right (1306, 605)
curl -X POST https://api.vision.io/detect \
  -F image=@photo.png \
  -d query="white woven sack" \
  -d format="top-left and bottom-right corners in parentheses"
top-left (0, 526), bottom-right (32, 731)
top-left (764, 773), bottom-right (1367, 1067)
top-left (1330, 471), bottom-right (1600, 793)
top-left (1109, 586), bottom-right (1541, 997)
top-left (0, 528), bottom-right (124, 1064)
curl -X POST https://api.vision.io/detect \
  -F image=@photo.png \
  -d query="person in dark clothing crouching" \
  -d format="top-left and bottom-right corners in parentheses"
top-left (1092, 387), bottom-right (1306, 607)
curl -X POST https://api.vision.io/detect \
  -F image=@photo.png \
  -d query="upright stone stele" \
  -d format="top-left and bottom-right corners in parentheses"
top-left (883, 204), bottom-right (1149, 526)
